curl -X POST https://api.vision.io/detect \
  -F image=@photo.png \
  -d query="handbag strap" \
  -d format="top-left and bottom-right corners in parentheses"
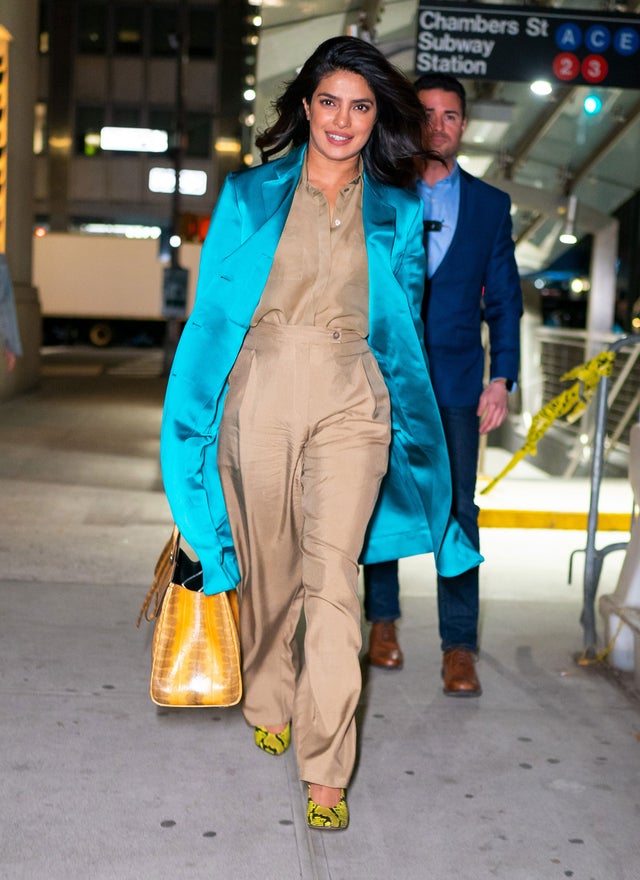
top-left (136, 525), bottom-right (180, 627)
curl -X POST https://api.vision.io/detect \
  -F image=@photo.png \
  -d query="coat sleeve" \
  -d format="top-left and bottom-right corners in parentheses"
top-left (159, 174), bottom-right (244, 594)
top-left (481, 194), bottom-right (523, 384)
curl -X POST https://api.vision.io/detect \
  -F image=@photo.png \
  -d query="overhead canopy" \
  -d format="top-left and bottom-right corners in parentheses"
top-left (252, 0), bottom-right (640, 274)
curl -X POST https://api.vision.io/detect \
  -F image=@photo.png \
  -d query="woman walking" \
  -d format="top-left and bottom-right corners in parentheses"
top-left (160, 35), bottom-right (479, 830)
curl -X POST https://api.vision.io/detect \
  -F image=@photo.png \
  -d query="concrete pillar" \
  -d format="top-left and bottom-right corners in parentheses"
top-left (575, 219), bottom-right (620, 454)
top-left (586, 219), bottom-right (619, 358)
top-left (0, 0), bottom-right (40, 400)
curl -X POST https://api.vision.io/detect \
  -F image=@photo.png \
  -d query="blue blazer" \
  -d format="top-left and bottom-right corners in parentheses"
top-left (160, 146), bottom-right (481, 594)
top-left (424, 168), bottom-right (522, 408)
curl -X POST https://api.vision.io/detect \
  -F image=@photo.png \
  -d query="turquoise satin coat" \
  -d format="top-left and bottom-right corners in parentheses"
top-left (160, 145), bottom-right (481, 594)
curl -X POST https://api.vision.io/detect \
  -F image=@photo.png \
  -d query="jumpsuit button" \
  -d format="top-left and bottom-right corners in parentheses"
top-left (332, 331), bottom-right (341, 340)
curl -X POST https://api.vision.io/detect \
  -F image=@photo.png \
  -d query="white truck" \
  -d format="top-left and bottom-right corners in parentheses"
top-left (33, 233), bottom-right (202, 346)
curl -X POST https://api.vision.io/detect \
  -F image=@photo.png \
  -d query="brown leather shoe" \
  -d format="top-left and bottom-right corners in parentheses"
top-left (442, 648), bottom-right (482, 697)
top-left (368, 621), bottom-right (404, 669)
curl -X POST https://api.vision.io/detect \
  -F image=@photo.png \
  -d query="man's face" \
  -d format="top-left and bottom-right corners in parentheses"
top-left (417, 88), bottom-right (466, 164)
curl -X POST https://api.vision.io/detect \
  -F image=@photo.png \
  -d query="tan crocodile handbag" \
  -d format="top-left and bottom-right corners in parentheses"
top-left (137, 526), bottom-right (242, 707)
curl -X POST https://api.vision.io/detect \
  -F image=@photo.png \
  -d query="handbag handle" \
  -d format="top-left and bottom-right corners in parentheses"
top-left (136, 525), bottom-right (180, 627)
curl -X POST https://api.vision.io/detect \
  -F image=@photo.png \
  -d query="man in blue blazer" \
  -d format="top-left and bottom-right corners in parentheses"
top-left (364, 74), bottom-right (522, 695)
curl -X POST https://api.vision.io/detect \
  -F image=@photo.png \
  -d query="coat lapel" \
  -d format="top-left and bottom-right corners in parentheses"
top-left (363, 176), bottom-right (401, 365)
top-left (241, 147), bottom-right (305, 241)
top-left (363, 176), bottom-right (423, 372)
top-left (215, 148), bottom-right (305, 324)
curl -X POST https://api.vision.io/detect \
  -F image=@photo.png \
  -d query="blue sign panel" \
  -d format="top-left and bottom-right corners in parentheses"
top-left (416, 2), bottom-right (640, 87)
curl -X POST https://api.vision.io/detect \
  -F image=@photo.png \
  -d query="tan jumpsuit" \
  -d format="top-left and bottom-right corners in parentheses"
top-left (217, 165), bottom-right (391, 787)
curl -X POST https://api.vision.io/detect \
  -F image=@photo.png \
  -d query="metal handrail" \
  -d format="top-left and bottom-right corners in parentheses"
top-left (564, 343), bottom-right (640, 477)
top-left (569, 334), bottom-right (640, 658)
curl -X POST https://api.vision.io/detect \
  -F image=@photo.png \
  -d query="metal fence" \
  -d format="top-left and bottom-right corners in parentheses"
top-left (533, 327), bottom-right (640, 474)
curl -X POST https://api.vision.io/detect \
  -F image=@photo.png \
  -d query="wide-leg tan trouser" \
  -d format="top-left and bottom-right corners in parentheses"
top-left (218, 323), bottom-right (391, 787)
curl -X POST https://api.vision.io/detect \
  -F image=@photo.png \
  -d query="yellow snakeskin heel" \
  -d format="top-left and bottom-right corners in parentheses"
top-left (253, 722), bottom-right (291, 756)
top-left (306, 787), bottom-right (349, 830)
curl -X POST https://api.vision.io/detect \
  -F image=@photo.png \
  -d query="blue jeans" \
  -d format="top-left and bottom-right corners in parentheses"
top-left (363, 406), bottom-right (480, 652)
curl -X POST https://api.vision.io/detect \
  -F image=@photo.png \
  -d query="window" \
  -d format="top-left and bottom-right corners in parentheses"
top-left (114, 5), bottom-right (144, 56)
top-left (185, 112), bottom-right (212, 158)
top-left (75, 105), bottom-right (104, 155)
top-left (189, 7), bottom-right (216, 60)
top-left (149, 109), bottom-right (175, 137)
top-left (34, 103), bottom-right (48, 155)
top-left (112, 106), bottom-right (142, 128)
top-left (38, 0), bottom-right (51, 54)
top-left (151, 4), bottom-right (178, 57)
top-left (77, 1), bottom-right (107, 54)
top-left (149, 110), bottom-right (212, 159)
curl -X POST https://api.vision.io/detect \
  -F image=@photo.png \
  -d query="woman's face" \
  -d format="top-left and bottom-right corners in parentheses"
top-left (302, 70), bottom-right (377, 167)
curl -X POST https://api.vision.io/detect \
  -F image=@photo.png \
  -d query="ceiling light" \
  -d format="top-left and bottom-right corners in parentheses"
top-left (530, 80), bottom-right (552, 96)
top-left (457, 154), bottom-right (494, 177)
top-left (462, 119), bottom-right (511, 147)
top-left (559, 194), bottom-right (578, 245)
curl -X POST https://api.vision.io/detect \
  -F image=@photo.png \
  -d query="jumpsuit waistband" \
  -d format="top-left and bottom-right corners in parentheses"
top-left (245, 322), bottom-right (368, 352)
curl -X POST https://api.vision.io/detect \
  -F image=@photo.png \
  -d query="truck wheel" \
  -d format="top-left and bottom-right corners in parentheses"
top-left (89, 322), bottom-right (114, 347)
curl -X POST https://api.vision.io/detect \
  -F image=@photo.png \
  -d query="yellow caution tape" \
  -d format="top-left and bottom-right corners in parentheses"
top-left (577, 613), bottom-right (625, 666)
top-left (480, 350), bottom-right (616, 495)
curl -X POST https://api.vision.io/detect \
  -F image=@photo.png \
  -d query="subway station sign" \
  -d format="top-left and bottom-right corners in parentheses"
top-left (416, 2), bottom-right (640, 88)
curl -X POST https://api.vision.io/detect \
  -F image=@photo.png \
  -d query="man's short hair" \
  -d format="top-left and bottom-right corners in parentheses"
top-left (413, 73), bottom-right (467, 119)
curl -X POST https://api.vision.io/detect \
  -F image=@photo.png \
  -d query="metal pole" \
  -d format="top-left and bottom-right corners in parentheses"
top-left (162, 0), bottom-right (189, 377)
top-left (170, 0), bottom-right (188, 271)
top-left (581, 372), bottom-right (608, 657)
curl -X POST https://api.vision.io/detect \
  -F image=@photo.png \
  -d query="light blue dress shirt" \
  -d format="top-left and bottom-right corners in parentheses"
top-left (414, 161), bottom-right (460, 279)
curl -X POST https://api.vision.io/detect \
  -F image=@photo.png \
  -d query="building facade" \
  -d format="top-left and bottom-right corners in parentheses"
top-left (35, 0), bottom-right (253, 242)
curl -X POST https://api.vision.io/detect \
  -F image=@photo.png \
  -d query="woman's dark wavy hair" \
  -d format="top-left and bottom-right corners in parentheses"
top-left (255, 36), bottom-right (428, 187)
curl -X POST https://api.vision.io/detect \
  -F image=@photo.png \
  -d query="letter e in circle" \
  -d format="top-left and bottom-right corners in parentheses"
top-left (614, 28), bottom-right (639, 56)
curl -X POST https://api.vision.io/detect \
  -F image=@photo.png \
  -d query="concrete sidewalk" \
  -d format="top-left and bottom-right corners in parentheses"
top-left (1, 349), bottom-right (639, 880)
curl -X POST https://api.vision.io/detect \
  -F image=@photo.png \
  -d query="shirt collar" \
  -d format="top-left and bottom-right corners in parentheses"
top-left (415, 159), bottom-right (460, 192)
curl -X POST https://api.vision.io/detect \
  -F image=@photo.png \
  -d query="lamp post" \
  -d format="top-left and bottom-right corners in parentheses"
top-left (162, 0), bottom-right (190, 376)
